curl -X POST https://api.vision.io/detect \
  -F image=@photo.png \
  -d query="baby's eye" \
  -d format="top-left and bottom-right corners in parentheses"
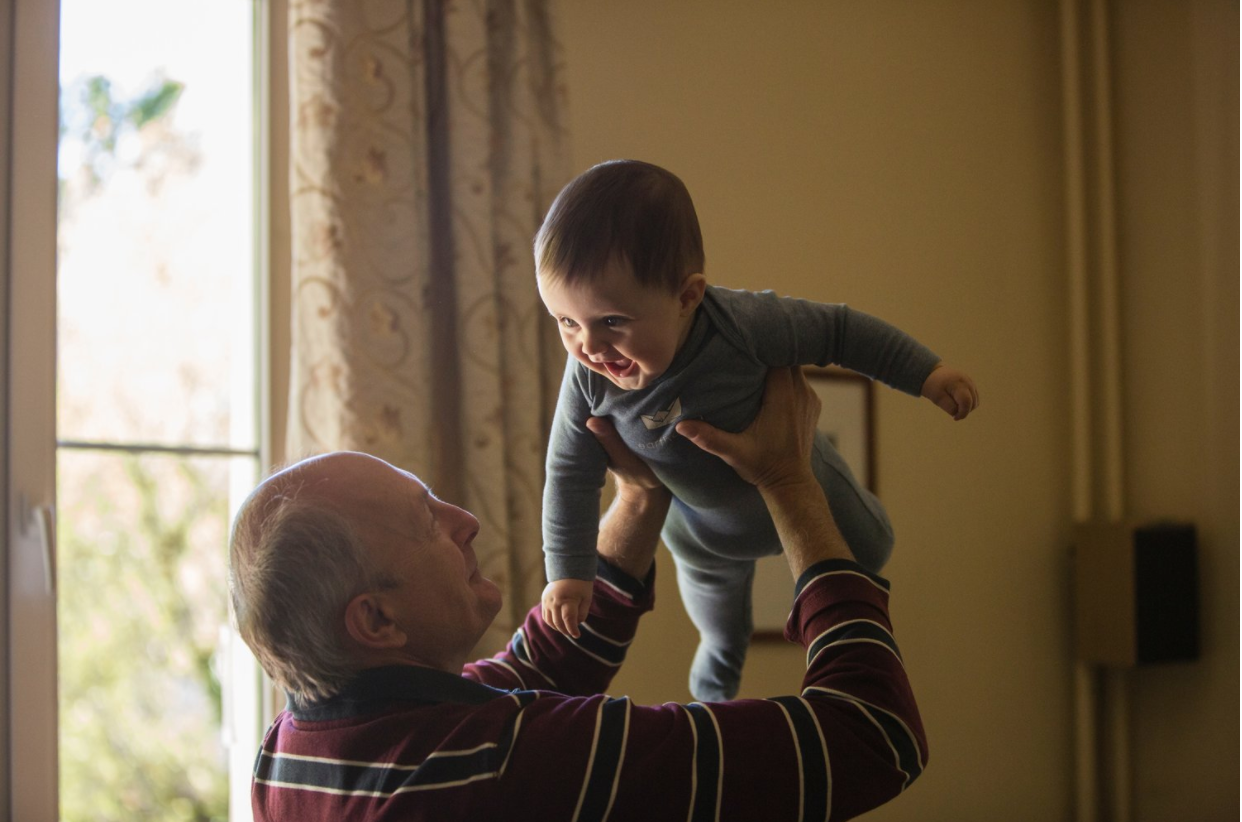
top-left (602, 316), bottom-right (627, 328)
top-left (559, 317), bottom-right (578, 329)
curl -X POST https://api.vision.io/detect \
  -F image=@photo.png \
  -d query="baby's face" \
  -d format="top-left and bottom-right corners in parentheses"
top-left (538, 260), bottom-right (698, 391)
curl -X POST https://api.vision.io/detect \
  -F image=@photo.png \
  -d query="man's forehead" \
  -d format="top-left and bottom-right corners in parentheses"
top-left (274, 451), bottom-right (425, 506)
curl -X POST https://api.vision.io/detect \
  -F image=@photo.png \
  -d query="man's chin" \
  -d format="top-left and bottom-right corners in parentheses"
top-left (477, 578), bottom-right (503, 618)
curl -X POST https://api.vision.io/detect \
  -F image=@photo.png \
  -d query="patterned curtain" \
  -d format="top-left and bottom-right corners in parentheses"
top-left (287, 0), bottom-right (570, 653)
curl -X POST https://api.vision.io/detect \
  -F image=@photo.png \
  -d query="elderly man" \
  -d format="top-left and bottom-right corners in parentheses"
top-left (230, 367), bottom-right (927, 821)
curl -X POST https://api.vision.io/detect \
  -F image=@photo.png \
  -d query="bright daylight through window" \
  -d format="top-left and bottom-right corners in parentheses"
top-left (56, 1), bottom-right (263, 819)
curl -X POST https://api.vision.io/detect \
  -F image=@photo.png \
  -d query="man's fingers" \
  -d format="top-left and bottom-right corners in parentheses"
top-left (585, 416), bottom-right (618, 447)
top-left (586, 415), bottom-right (664, 490)
top-left (676, 419), bottom-right (727, 457)
top-left (586, 417), bottom-right (629, 466)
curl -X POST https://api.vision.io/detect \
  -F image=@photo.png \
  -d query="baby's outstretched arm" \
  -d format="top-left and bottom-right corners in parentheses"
top-left (921, 364), bottom-right (980, 421)
top-left (542, 578), bottom-right (594, 638)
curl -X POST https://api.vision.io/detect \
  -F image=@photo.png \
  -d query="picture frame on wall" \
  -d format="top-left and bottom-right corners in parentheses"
top-left (751, 365), bottom-right (876, 640)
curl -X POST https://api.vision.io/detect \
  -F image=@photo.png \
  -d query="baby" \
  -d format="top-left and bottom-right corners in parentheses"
top-left (536, 159), bottom-right (978, 701)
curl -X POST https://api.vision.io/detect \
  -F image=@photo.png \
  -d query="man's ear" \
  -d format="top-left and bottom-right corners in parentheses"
top-left (344, 592), bottom-right (408, 650)
top-left (678, 273), bottom-right (707, 316)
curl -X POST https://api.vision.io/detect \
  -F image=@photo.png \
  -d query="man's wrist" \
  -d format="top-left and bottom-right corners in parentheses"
top-left (754, 468), bottom-right (820, 501)
top-left (759, 475), bottom-right (853, 578)
top-left (612, 481), bottom-right (671, 508)
top-left (596, 484), bottom-right (670, 579)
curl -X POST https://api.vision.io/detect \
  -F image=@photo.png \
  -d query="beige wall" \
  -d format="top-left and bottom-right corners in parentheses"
top-left (1112, 1), bottom-right (1239, 820)
top-left (559, 1), bottom-right (1237, 820)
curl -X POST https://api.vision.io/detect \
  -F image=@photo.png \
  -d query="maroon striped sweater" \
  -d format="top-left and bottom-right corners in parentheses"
top-left (252, 557), bottom-right (927, 821)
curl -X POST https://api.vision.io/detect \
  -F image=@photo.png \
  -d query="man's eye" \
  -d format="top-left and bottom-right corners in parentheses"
top-left (559, 317), bottom-right (578, 329)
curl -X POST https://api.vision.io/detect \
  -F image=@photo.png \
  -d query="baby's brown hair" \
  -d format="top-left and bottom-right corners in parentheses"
top-left (535, 159), bottom-right (705, 292)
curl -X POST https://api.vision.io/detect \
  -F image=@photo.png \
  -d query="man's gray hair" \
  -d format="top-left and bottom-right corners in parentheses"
top-left (229, 484), bottom-right (397, 708)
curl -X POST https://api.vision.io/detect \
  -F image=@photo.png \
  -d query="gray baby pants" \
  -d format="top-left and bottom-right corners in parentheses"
top-left (661, 433), bottom-right (893, 702)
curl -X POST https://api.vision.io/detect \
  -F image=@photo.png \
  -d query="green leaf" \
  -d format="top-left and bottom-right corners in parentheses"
top-left (127, 79), bottom-right (186, 129)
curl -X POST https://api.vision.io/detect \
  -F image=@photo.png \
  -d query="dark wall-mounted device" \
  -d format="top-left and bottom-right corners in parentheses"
top-left (1073, 521), bottom-right (1199, 666)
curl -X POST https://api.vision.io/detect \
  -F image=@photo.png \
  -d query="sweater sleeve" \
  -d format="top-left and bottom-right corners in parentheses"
top-left (542, 358), bottom-right (610, 582)
top-left (462, 557), bottom-right (654, 695)
top-left (486, 558), bottom-right (927, 822)
top-left (715, 288), bottom-right (941, 396)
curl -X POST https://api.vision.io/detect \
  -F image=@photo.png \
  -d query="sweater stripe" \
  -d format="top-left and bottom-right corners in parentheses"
top-left (567, 624), bottom-right (629, 667)
top-left (803, 686), bottom-right (924, 788)
top-left (681, 705), bottom-right (698, 822)
top-left (801, 696), bottom-right (834, 820)
top-left (597, 575), bottom-right (634, 602)
top-left (477, 657), bottom-right (527, 689)
top-left (254, 698), bottom-right (535, 798)
top-left (795, 568), bottom-right (889, 599)
top-left (770, 699), bottom-right (805, 822)
top-left (512, 628), bottom-right (557, 687)
top-left (769, 696), bottom-right (831, 822)
top-left (575, 697), bottom-right (631, 822)
top-left (806, 619), bottom-right (902, 668)
top-left (255, 749), bottom-right (496, 796)
top-left (580, 621), bottom-right (633, 648)
top-left (596, 558), bottom-right (645, 601)
top-left (684, 703), bottom-right (722, 822)
top-left (570, 701), bottom-right (605, 821)
top-left (497, 692), bottom-right (536, 777)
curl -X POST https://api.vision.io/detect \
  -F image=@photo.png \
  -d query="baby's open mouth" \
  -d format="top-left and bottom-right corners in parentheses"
top-left (602, 358), bottom-right (636, 378)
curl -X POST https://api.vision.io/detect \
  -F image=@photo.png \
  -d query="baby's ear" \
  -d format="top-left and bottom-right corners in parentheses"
top-left (678, 273), bottom-right (707, 315)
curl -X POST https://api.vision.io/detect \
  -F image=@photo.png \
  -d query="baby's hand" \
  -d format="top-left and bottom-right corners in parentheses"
top-left (542, 579), bottom-right (594, 638)
top-left (921, 364), bottom-right (980, 421)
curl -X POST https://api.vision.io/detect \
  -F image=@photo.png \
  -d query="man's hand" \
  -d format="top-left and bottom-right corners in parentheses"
top-left (677, 366), bottom-right (852, 577)
top-left (586, 416), bottom-right (664, 493)
top-left (921, 364), bottom-right (980, 421)
top-left (675, 366), bottom-right (821, 490)
top-left (542, 579), bottom-right (594, 639)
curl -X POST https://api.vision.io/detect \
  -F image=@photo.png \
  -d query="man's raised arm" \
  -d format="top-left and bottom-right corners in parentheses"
top-left (464, 415), bottom-right (669, 695)
top-left (477, 368), bottom-right (928, 821)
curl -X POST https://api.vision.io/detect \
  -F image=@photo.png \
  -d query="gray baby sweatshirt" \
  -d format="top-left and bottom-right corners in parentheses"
top-left (542, 285), bottom-right (940, 581)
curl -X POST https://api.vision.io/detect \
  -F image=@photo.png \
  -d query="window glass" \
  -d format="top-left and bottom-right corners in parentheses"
top-left (56, 452), bottom-right (245, 820)
top-left (57, 0), bottom-right (255, 450)
top-left (56, 2), bottom-right (259, 819)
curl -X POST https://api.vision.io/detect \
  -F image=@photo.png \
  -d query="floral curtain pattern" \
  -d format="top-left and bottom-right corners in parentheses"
top-left (287, 0), bottom-right (570, 652)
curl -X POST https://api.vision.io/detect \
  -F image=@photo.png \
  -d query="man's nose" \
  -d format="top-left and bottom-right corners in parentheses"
top-left (449, 504), bottom-right (480, 544)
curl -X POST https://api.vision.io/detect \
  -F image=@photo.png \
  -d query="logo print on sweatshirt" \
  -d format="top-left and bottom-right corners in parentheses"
top-left (641, 397), bottom-right (682, 430)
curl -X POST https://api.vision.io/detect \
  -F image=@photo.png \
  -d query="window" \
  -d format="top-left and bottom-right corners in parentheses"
top-left (53, 1), bottom-right (268, 819)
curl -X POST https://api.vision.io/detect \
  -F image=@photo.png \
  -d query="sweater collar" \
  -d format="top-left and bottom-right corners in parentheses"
top-left (289, 664), bottom-right (510, 721)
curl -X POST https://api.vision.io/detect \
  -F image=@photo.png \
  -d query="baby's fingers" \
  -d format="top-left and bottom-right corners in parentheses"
top-left (559, 603), bottom-right (582, 638)
top-left (544, 603), bottom-right (561, 634)
top-left (933, 392), bottom-right (960, 418)
top-left (952, 382), bottom-right (979, 420)
top-left (948, 386), bottom-right (968, 420)
top-left (544, 600), bottom-right (567, 635)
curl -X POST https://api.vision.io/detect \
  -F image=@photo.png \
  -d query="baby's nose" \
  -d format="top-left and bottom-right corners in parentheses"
top-left (581, 330), bottom-right (608, 356)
